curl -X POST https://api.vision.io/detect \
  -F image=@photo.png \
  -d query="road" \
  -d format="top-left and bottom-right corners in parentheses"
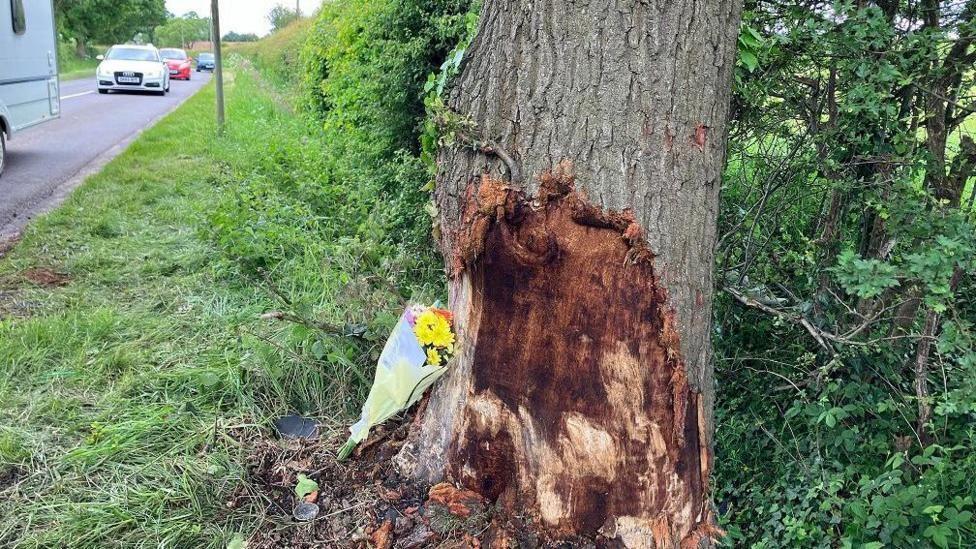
top-left (0, 73), bottom-right (212, 239)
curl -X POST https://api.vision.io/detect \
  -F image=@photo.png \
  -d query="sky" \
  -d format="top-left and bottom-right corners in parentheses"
top-left (165, 0), bottom-right (325, 36)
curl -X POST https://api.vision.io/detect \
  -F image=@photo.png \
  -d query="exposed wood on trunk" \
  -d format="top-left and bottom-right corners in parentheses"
top-left (397, 0), bottom-right (742, 544)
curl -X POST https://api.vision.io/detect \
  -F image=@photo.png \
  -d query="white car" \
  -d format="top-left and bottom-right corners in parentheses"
top-left (96, 44), bottom-right (170, 96)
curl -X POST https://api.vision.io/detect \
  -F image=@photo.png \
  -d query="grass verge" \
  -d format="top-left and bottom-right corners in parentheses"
top-left (1, 50), bottom-right (439, 547)
top-left (59, 58), bottom-right (100, 82)
top-left (0, 64), bottom-right (286, 548)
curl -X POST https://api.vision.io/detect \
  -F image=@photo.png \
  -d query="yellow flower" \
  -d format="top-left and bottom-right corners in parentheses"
top-left (429, 320), bottom-right (455, 349)
top-left (414, 309), bottom-right (454, 348)
top-left (426, 348), bottom-right (442, 366)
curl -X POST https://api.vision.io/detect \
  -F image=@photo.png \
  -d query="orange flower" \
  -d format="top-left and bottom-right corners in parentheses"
top-left (432, 308), bottom-right (453, 322)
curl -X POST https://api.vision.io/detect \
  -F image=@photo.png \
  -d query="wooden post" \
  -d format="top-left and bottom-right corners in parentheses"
top-left (210, 0), bottom-right (225, 134)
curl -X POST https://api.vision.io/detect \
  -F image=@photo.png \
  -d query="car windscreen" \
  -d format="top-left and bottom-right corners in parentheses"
top-left (106, 47), bottom-right (158, 62)
top-left (198, 54), bottom-right (214, 61)
top-left (160, 49), bottom-right (187, 60)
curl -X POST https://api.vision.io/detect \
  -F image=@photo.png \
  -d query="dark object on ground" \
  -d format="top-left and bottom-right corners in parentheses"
top-left (294, 502), bottom-right (320, 522)
top-left (274, 414), bottom-right (319, 440)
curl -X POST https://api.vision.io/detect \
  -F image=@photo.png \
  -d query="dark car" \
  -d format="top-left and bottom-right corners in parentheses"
top-left (196, 53), bottom-right (215, 72)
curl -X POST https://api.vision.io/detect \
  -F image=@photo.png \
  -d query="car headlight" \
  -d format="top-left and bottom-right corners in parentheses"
top-left (97, 65), bottom-right (110, 77)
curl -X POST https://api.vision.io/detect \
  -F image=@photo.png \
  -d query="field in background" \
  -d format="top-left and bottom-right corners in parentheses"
top-left (58, 57), bottom-right (99, 81)
top-left (226, 17), bottom-right (314, 83)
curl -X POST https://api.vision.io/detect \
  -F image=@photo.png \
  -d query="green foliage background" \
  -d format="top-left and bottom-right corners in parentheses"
top-left (55, 0), bottom-right (166, 54)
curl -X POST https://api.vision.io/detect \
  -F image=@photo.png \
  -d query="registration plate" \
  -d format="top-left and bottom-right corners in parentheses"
top-left (118, 76), bottom-right (139, 83)
top-left (169, 70), bottom-right (178, 75)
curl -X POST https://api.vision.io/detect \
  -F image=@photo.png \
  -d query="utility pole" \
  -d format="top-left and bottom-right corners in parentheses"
top-left (296, 1), bottom-right (301, 16)
top-left (210, 0), bottom-right (225, 134)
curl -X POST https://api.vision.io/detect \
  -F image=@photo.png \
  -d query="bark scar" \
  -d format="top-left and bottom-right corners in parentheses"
top-left (447, 161), bottom-right (716, 546)
top-left (693, 123), bottom-right (709, 152)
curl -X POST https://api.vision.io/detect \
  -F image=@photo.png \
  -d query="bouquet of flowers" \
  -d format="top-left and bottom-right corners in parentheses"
top-left (337, 304), bottom-right (456, 460)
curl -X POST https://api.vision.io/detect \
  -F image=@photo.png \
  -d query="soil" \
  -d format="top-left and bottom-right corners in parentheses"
top-left (0, 264), bottom-right (62, 318)
top-left (0, 466), bottom-right (23, 492)
top-left (230, 418), bottom-right (474, 549)
top-left (234, 413), bottom-right (656, 548)
top-left (20, 267), bottom-right (71, 287)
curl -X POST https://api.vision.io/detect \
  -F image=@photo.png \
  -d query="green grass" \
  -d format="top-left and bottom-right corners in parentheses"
top-left (59, 48), bottom-right (107, 82)
top-left (59, 58), bottom-right (99, 81)
top-left (228, 17), bottom-right (314, 83)
top-left (0, 66), bottom-right (289, 548)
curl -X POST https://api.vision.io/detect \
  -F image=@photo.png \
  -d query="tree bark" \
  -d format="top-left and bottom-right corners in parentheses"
top-left (398, 0), bottom-right (742, 545)
top-left (75, 36), bottom-right (89, 59)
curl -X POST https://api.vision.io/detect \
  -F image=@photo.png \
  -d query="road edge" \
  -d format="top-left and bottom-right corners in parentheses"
top-left (0, 80), bottom-right (213, 243)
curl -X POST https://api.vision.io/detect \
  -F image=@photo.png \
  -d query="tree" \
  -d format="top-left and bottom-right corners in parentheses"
top-left (396, 0), bottom-right (743, 544)
top-left (267, 4), bottom-right (299, 32)
top-left (222, 31), bottom-right (259, 43)
top-left (154, 12), bottom-right (211, 49)
top-left (55, 0), bottom-right (166, 57)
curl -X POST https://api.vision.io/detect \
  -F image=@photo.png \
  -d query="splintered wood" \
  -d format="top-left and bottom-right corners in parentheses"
top-left (441, 166), bottom-right (718, 546)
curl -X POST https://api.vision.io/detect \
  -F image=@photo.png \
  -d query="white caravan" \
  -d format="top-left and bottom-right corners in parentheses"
top-left (0, 0), bottom-right (60, 177)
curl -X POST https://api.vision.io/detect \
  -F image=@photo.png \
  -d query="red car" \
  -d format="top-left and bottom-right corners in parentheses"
top-left (160, 48), bottom-right (192, 80)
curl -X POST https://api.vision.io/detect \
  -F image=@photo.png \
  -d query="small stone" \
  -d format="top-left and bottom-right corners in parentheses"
top-left (293, 502), bottom-right (320, 522)
top-left (274, 414), bottom-right (319, 440)
top-left (400, 523), bottom-right (436, 549)
top-left (394, 515), bottom-right (414, 535)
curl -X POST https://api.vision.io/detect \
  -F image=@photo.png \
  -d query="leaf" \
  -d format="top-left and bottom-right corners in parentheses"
top-left (311, 340), bottom-right (326, 360)
top-left (740, 50), bottom-right (759, 71)
top-left (922, 505), bottom-right (943, 515)
top-left (295, 474), bottom-right (319, 499)
top-left (924, 525), bottom-right (950, 548)
top-left (227, 533), bottom-right (247, 549)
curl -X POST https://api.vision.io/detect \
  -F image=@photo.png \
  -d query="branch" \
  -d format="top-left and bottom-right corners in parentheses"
top-left (724, 286), bottom-right (836, 355)
top-left (455, 130), bottom-right (523, 185)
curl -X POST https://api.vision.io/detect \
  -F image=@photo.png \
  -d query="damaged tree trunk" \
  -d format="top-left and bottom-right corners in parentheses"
top-left (397, 0), bottom-right (742, 545)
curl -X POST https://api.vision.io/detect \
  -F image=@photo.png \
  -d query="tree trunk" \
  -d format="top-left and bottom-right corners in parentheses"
top-left (75, 36), bottom-right (88, 59)
top-left (397, 0), bottom-right (742, 545)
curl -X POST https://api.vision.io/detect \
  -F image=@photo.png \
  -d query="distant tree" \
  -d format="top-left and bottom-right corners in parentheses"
top-left (154, 12), bottom-right (210, 48)
top-left (55, 0), bottom-right (167, 57)
top-left (267, 4), bottom-right (299, 32)
top-left (222, 31), bottom-right (259, 43)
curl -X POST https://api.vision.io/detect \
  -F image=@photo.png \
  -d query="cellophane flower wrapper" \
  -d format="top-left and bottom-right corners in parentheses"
top-left (337, 307), bottom-right (450, 460)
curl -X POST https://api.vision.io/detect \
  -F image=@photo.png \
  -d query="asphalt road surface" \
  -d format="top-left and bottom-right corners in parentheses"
top-left (0, 72), bottom-right (212, 239)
